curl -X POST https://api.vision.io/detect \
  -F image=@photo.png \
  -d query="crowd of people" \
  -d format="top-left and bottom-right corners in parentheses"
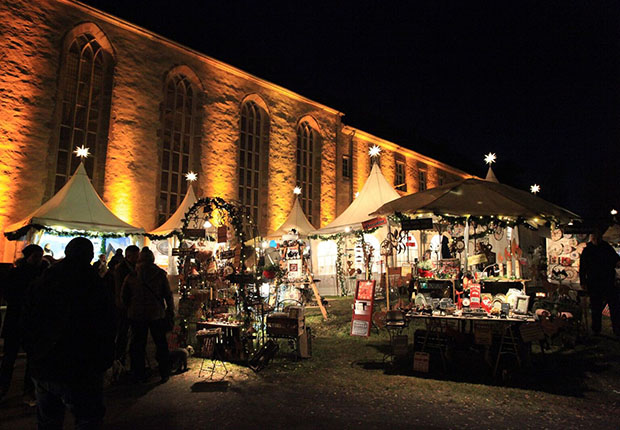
top-left (0, 238), bottom-right (175, 428)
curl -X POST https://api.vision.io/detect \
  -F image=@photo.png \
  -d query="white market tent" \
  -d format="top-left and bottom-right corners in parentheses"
top-left (149, 185), bottom-right (198, 237)
top-left (312, 162), bottom-right (401, 235)
top-left (4, 163), bottom-right (144, 238)
top-left (265, 195), bottom-right (315, 239)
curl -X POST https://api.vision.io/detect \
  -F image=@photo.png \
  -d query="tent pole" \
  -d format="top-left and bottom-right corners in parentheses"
top-left (463, 217), bottom-right (470, 271)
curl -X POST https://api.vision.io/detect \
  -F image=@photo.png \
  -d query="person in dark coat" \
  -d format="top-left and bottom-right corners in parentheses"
top-left (579, 230), bottom-right (620, 336)
top-left (0, 244), bottom-right (47, 403)
top-left (113, 245), bottom-right (139, 364)
top-left (108, 248), bottom-right (124, 271)
top-left (122, 247), bottom-right (174, 383)
top-left (22, 237), bottom-right (115, 428)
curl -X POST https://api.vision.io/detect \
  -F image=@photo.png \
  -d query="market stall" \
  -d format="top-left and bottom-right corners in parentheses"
top-left (370, 161), bottom-right (580, 372)
top-left (310, 155), bottom-right (402, 297)
top-left (262, 189), bottom-right (326, 319)
top-left (148, 184), bottom-right (198, 273)
top-left (3, 162), bottom-right (144, 259)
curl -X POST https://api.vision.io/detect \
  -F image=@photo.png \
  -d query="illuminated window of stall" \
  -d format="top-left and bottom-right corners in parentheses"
top-left (53, 32), bottom-right (114, 194)
top-left (296, 121), bottom-right (320, 225)
top-left (239, 101), bottom-right (269, 225)
top-left (158, 74), bottom-right (198, 225)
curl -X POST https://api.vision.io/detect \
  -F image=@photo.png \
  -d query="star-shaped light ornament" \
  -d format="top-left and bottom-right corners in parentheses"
top-left (369, 145), bottom-right (382, 158)
top-left (293, 186), bottom-right (302, 195)
top-left (484, 152), bottom-right (496, 165)
top-left (530, 184), bottom-right (540, 194)
top-left (185, 171), bottom-right (197, 182)
top-left (612, 209), bottom-right (618, 216)
top-left (74, 145), bottom-right (90, 159)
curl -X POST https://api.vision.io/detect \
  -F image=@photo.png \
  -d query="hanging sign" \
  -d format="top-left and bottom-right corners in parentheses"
top-left (401, 218), bottom-right (433, 231)
top-left (362, 217), bottom-right (387, 231)
top-left (351, 280), bottom-right (376, 337)
top-left (406, 234), bottom-right (417, 247)
top-left (182, 228), bottom-right (205, 238)
top-left (217, 226), bottom-right (228, 243)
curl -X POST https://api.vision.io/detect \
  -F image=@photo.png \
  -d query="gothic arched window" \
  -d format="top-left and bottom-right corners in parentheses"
top-left (296, 121), bottom-right (320, 225)
top-left (158, 74), bottom-right (198, 225)
top-left (53, 32), bottom-right (114, 194)
top-left (238, 101), bottom-right (269, 225)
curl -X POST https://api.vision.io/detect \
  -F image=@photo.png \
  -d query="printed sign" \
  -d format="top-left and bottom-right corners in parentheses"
top-left (362, 216), bottom-right (387, 231)
top-left (217, 226), bottom-right (228, 243)
top-left (474, 322), bottom-right (493, 345)
top-left (182, 228), bottom-right (205, 238)
top-left (171, 248), bottom-right (196, 256)
top-left (351, 280), bottom-right (376, 337)
top-left (401, 218), bottom-right (434, 231)
top-left (467, 253), bottom-right (487, 266)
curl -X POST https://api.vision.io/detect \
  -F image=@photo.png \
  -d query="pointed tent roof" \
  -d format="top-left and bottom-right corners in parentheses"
top-left (265, 196), bottom-right (315, 239)
top-left (313, 162), bottom-right (401, 234)
top-left (4, 163), bottom-right (144, 238)
top-left (149, 185), bottom-right (198, 236)
top-left (485, 166), bottom-right (499, 183)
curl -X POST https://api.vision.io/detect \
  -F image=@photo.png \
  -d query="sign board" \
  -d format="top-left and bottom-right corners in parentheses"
top-left (413, 351), bottom-right (430, 373)
top-left (219, 249), bottom-right (235, 260)
top-left (563, 224), bottom-right (593, 234)
top-left (467, 253), bottom-right (487, 266)
top-left (469, 284), bottom-right (481, 309)
top-left (401, 218), bottom-right (434, 231)
top-left (171, 248), bottom-right (196, 256)
top-left (287, 259), bottom-right (303, 279)
top-left (217, 226), bottom-right (228, 243)
top-left (350, 280), bottom-right (376, 337)
top-left (182, 228), bottom-right (205, 238)
top-left (362, 216), bottom-right (387, 231)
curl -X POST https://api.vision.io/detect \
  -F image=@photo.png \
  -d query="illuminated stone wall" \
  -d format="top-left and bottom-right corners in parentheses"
top-left (0, 0), bottom-right (471, 261)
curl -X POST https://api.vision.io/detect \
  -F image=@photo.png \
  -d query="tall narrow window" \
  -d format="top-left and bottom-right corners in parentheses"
top-left (342, 155), bottom-right (351, 179)
top-left (419, 169), bottom-right (427, 191)
top-left (158, 75), bottom-right (197, 225)
top-left (395, 159), bottom-right (407, 191)
top-left (239, 101), bottom-right (268, 223)
top-left (296, 122), bottom-right (319, 224)
top-left (54, 33), bottom-right (113, 193)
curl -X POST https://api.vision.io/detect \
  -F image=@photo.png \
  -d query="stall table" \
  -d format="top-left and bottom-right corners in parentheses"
top-left (406, 312), bottom-right (536, 377)
top-left (196, 321), bottom-right (246, 361)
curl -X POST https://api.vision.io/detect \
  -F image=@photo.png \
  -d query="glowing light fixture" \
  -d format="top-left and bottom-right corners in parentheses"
top-left (261, 241), bottom-right (269, 249)
top-left (369, 145), bottom-right (381, 158)
top-left (612, 209), bottom-right (618, 216)
top-left (203, 220), bottom-right (212, 228)
top-left (74, 145), bottom-right (90, 159)
top-left (185, 171), bottom-right (198, 182)
top-left (530, 184), bottom-right (540, 194)
top-left (484, 152), bottom-right (496, 165)
top-left (293, 186), bottom-right (302, 195)
top-left (345, 226), bottom-right (352, 233)
top-left (355, 191), bottom-right (360, 198)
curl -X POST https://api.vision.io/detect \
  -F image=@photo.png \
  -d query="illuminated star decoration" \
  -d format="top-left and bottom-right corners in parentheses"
top-left (73, 145), bottom-right (90, 159)
top-left (484, 152), bottom-right (496, 165)
top-left (293, 186), bottom-right (302, 195)
top-left (530, 184), bottom-right (540, 194)
top-left (369, 145), bottom-right (382, 158)
top-left (612, 209), bottom-right (618, 216)
top-left (185, 171), bottom-right (197, 182)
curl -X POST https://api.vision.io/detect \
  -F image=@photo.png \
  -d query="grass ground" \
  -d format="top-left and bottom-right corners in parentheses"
top-left (1, 297), bottom-right (619, 429)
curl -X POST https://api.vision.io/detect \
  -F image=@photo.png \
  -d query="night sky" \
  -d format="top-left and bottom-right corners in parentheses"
top-left (81, 0), bottom-right (619, 222)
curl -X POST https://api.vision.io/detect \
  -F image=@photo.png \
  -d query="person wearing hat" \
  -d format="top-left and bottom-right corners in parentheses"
top-left (0, 244), bottom-right (48, 404)
top-left (22, 237), bottom-right (115, 428)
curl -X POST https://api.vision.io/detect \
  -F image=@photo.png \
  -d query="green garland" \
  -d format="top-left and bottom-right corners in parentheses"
top-left (3, 224), bottom-right (137, 241)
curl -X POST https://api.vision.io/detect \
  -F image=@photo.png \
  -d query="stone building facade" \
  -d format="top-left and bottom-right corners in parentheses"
top-left (0, 0), bottom-right (471, 261)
